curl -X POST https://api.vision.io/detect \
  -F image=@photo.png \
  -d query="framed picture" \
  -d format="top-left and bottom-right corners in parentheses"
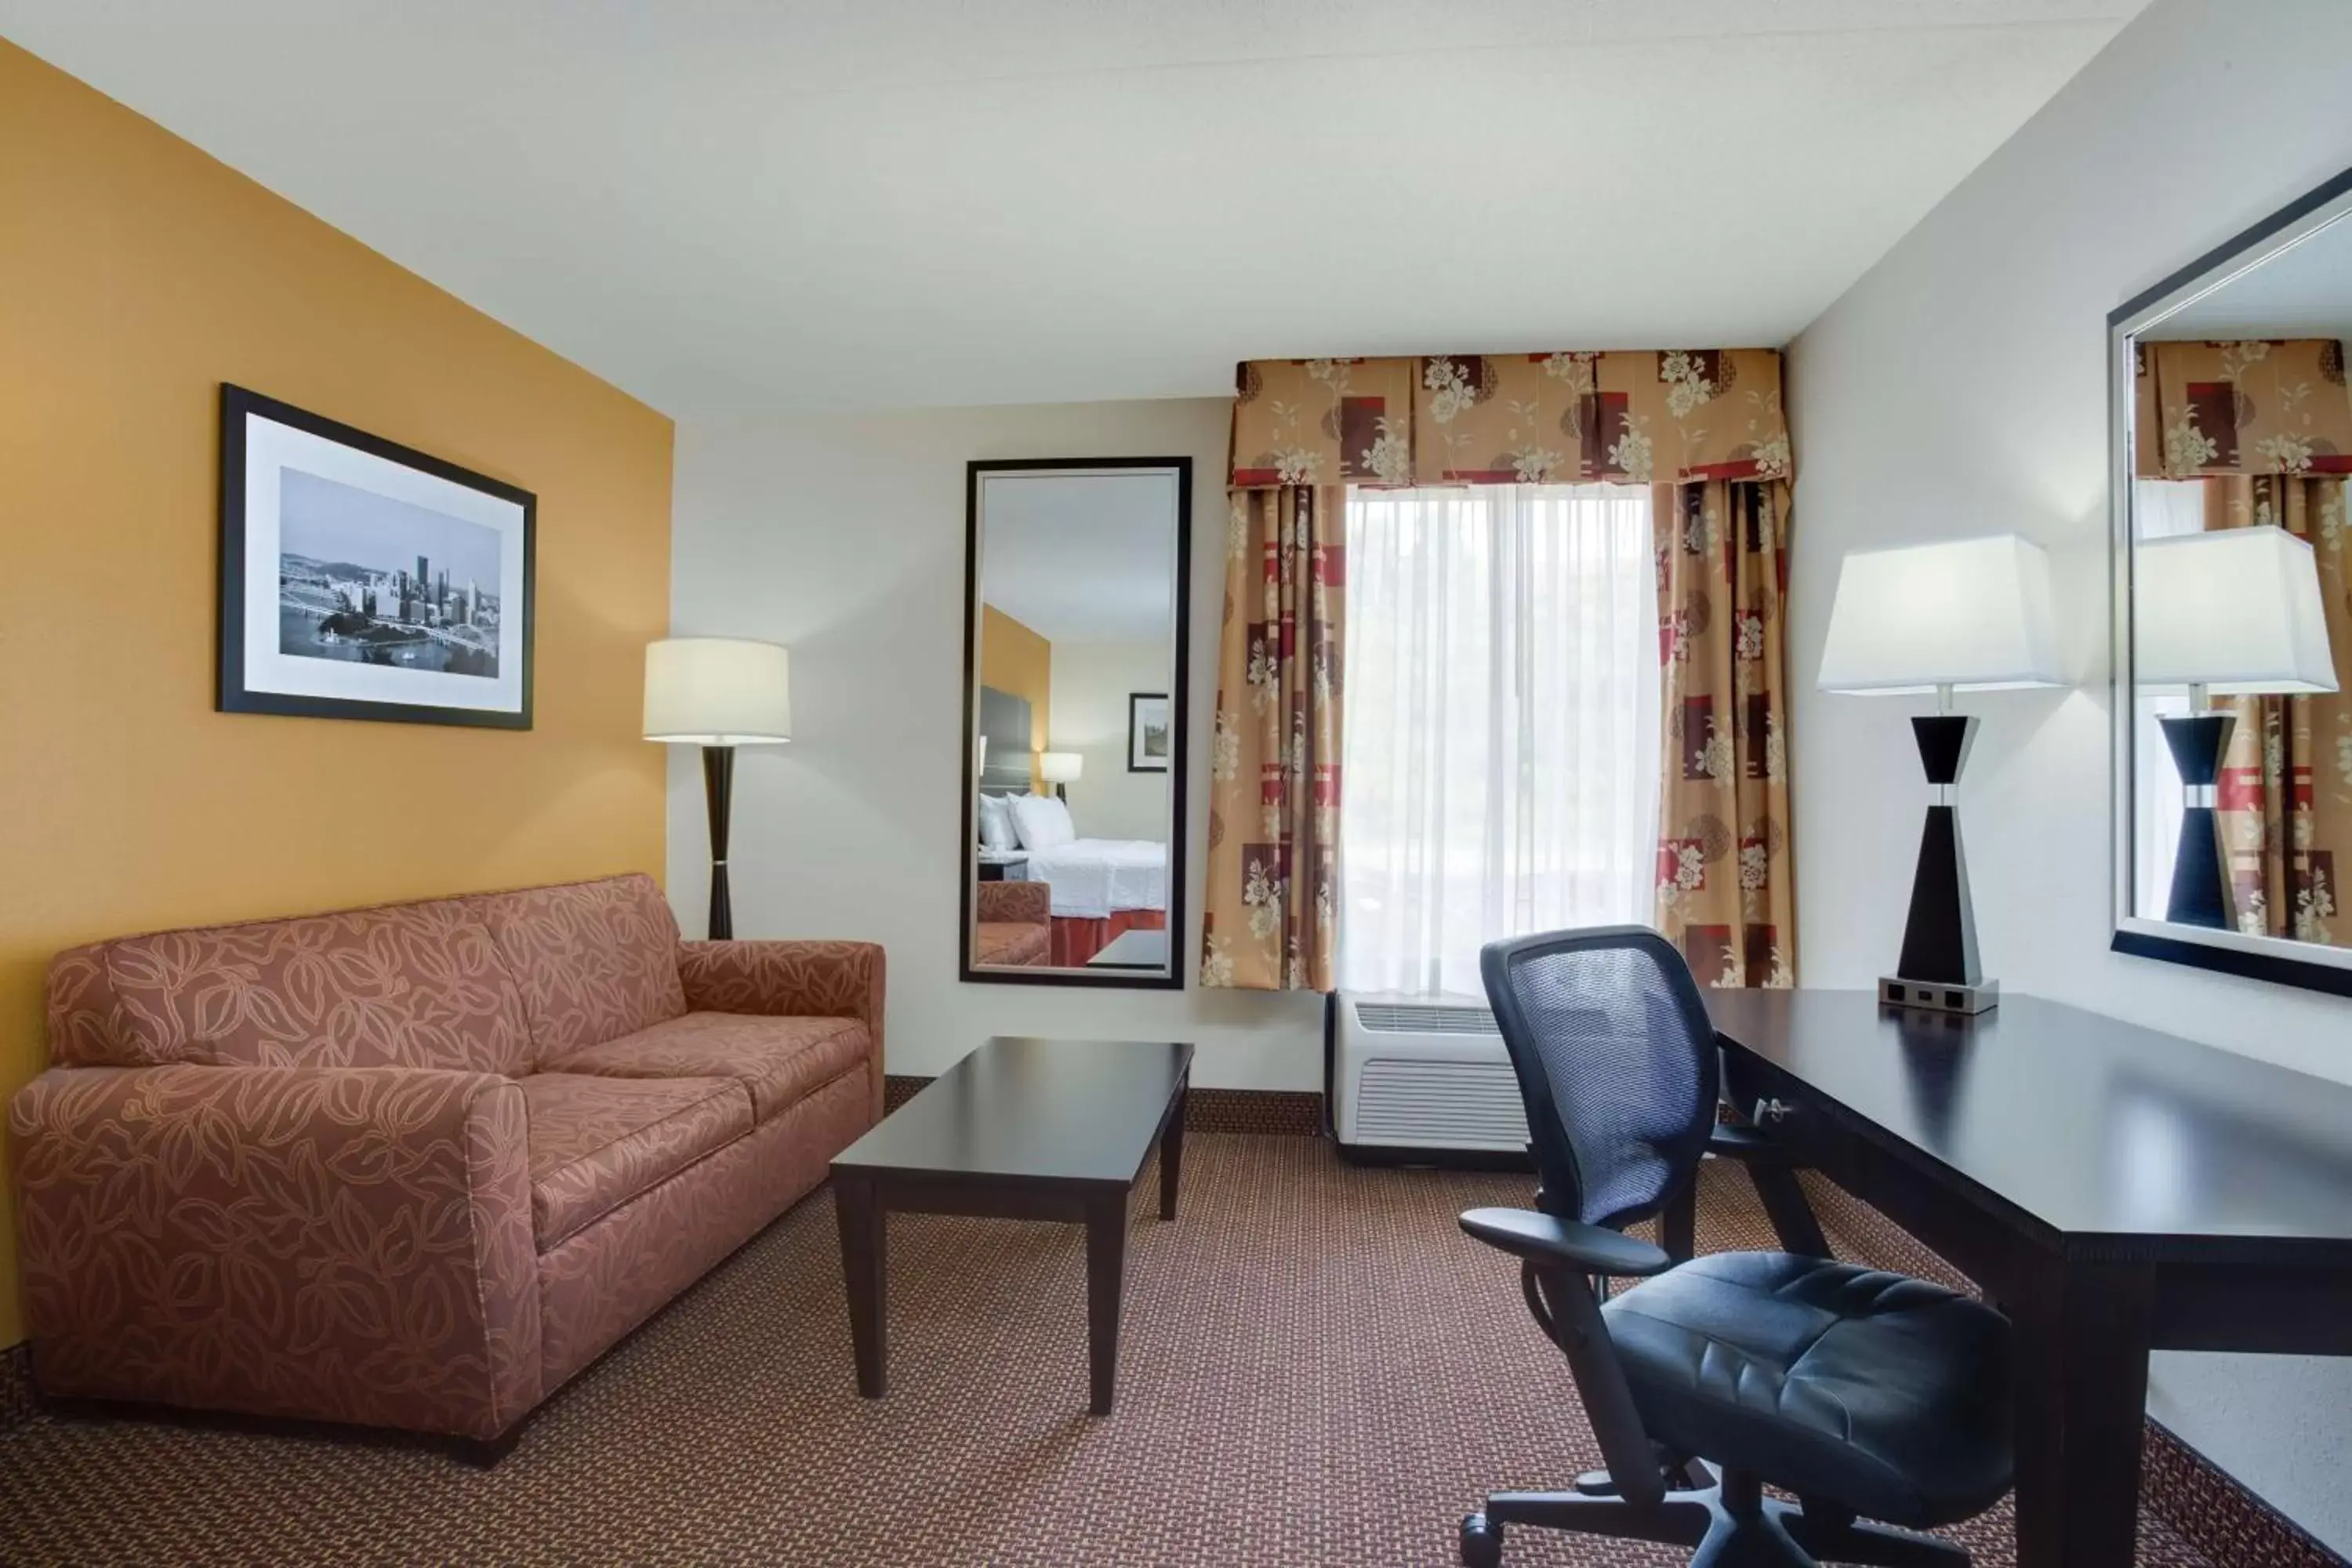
top-left (1127, 691), bottom-right (1171, 772)
top-left (218, 384), bottom-right (535, 729)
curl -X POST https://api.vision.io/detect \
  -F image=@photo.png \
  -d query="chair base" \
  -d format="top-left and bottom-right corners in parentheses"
top-left (1460, 1470), bottom-right (1969, 1568)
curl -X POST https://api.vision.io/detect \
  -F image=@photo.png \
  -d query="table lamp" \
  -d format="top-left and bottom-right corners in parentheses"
top-left (644, 637), bottom-right (793, 939)
top-left (1038, 751), bottom-right (1082, 802)
top-left (2135, 526), bottom-right (2337, 930)
top-left (1817, 535), bottom-right (2062, 1013)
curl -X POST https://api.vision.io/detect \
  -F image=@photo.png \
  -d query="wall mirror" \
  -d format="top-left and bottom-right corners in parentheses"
top-left (2111, 165), bottom-right (2352, 997)
top-left (960, 459), bottom-right (1191, 986)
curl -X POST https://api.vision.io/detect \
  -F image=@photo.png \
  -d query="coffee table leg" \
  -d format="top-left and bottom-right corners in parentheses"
top-left (834, 1173), bottom-right (886, 1398)
top-left (1159, 1082), bottom-right (1187, 1221)
top-left (1085, 1191), bottom-right (1127, 1415)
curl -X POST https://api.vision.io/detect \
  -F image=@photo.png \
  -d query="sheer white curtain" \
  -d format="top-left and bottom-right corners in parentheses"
top-left (1339, 484), bottom-right (1661, 997)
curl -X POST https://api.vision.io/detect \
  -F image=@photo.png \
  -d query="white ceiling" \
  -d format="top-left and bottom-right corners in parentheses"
top-left (0, 1), bottom-right (2147, 418)
top-left (2153, 212), bottom-right (2352, 345)
top-left (979, 470), bottom-right (1178, 644)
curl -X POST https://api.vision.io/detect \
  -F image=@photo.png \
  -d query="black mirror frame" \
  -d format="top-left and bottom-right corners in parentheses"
top-left (2107, 161), bottom-right (2352, 1000)
top-left (958, 457), bottom-right (1192, 989)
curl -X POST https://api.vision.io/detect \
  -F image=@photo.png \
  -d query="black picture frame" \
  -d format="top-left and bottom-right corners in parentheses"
top-left (959, 457), bottom-right (1192, 990)
top-left (1127, 691), bottom-right (1171, 772)
top-left (218, 383), bottom-right (535, 729)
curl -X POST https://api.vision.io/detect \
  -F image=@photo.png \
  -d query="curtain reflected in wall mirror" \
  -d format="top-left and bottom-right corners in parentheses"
top-left (960, 459), bottom-right (1191, 986)
top-left (2111, 165), bottom-right (2352, 998)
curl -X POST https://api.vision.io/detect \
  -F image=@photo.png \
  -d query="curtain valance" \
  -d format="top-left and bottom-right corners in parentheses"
top-left (1229, 349), bottom-right (1791, 489)
top-left (2135, 339), bottom-right (2352, 479)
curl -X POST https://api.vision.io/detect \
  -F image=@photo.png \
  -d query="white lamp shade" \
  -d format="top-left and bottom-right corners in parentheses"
top-left (643, 637), bottom-right (793, 744)
top-left (1817, 535), bottom-right (2063, 695)
top-left (2135, 527), bottom-right (2338, 694)
top-left (1037, 750), bottom-right (1083, 784)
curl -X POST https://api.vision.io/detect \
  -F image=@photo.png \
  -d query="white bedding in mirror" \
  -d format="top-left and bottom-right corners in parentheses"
top-left (1024, 839), bottom-right (1166, 919)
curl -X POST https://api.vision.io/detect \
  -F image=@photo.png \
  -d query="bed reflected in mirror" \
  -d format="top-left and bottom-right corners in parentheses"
top-left (961, 459), bottom-right (1191, 987)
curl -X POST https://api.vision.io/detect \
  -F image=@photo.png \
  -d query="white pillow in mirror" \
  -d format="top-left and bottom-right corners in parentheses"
top-left (977, 793), bottom-right (1018, 851)
top-left (1009, 793), bottom-right (1076, 851)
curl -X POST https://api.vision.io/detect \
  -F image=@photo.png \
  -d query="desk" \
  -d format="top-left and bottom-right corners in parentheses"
top-left (1706, 990), bottom-right (2352, 1568)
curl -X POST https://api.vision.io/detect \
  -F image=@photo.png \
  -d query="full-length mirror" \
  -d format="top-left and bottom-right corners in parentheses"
top-left (960, 459), bottom-right (1191, 986)
top-left (2112, 167), bottom-right (2352, 996)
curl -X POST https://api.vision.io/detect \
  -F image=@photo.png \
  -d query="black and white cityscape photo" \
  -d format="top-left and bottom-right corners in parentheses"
top-left (278, 467), bottom-right (502, 677)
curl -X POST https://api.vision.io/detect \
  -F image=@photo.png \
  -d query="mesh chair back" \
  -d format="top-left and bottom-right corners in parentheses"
top-left (1479, 927), bottom-right (1719, 1230)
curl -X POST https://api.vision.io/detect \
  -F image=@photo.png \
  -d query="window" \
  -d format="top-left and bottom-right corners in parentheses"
top-left (1339, 484), bottom-right (1661, 996)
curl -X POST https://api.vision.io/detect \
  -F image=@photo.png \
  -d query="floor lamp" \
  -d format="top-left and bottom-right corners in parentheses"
top-left (1817, 535), bottom-right (2063, 1014)
top-left (644, 637), bottom-right (793, 940)
top-left (2135, 526), bottom-right (2337, 931)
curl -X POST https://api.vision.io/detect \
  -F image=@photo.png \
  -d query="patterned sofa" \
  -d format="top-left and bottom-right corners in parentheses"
top-left (973, 880), bottom-right (1051, 966)
top-left (7, 873), bottom-right (883, 1453)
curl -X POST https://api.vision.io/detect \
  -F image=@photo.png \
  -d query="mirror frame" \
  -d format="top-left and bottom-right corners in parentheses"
top-left (2108, 162), bottom-right (2352, 1000)
top-left (957, 456), bottom-right (1193, 989)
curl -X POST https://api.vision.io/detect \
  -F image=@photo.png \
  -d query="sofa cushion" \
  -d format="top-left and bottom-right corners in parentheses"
top-left (551, 1012), bottom-right (871, 1125)
top-left (975, 922), bottom-right (1050, 967)
top-left (46, 898), bottom-right (532, 1073)
top-left (519, 1073), bottom-right (750, 1250)
top-left (476, 875), bottom-right (688, 1063)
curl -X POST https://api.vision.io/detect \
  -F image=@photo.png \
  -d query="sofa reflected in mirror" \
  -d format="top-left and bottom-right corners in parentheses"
top-left (2112, 164), bottom-right (2352, 997)
top-left (960, 459), bottom-right (1191, 988)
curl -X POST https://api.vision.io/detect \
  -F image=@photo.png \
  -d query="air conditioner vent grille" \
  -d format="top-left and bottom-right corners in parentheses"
top-left (1352, 1058), bottom-right (1528, 1151)
top-left (1354, 1003), bottom-right (1499, 1036)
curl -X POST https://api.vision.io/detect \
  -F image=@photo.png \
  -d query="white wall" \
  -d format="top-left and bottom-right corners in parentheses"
top-left (669, 397), bottom-right (1324, 1091)
top-left (1788, 0), bottom-right (2352, 1547)
top-left (1048, 641), bottom-right (1173, 841)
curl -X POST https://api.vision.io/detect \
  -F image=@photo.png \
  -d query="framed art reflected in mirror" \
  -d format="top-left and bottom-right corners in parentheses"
top-left (2110, 163), bottom-right (2352, 997)
top-left (960, 459), bottom-right (1192, 987)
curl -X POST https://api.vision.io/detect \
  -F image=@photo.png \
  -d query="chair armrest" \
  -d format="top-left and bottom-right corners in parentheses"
top-left (1459, 1207), bottom-right (1673, 1279)
top-left (677, 939), bottom-right (887, 1117)
top-left (7, 1064), bottom-right (540, 1439)
top-left (975, 881), bottom-right (1051, 925)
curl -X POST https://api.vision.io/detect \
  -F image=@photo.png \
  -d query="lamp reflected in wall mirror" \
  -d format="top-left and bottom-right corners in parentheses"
top-left (960, 459), bottom-right (1191, 986)
top-left (2111, 162), bottom-right (2352, 997)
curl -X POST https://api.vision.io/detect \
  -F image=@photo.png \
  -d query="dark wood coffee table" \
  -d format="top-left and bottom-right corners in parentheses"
top-left (829, 1036), bottom-right (1192, 1415)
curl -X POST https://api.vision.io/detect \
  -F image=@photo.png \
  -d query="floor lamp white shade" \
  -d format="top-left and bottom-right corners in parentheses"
top-left (643, 637), bottom-right (793, 744)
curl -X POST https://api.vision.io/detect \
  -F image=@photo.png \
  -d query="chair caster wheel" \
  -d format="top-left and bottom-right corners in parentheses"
top-left (1459, 1512), bottom-right (1503, 1567)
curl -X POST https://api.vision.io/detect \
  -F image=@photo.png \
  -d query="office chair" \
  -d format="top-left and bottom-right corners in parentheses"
top-left (1457, 927), bottom-right (2013, 1568)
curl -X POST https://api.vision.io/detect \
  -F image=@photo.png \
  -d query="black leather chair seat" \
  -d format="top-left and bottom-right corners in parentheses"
top-left (1603, 1252), bottom-right (2013, 1528)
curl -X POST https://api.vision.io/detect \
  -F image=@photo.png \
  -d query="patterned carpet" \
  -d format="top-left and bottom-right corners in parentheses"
top-left (0, 1134), bottom-right (2216, 1567)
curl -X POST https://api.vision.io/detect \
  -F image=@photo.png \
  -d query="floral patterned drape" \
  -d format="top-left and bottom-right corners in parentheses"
top-left (1209, 350), bottom-right (1796, 991)
top-left (1653, 481), bottom-right (1796, 986)
top-left (1232, 351), bottom-right (1792, 490)
top-left (2135, 339), bottom-right (2352, 479)
top-left (1200, 485), bottom-right (1345, 991)
top-left (2203, 476), bottom-right (2352, 945)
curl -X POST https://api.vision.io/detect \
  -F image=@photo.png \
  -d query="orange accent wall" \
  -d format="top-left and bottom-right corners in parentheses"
top-left (0, 41), bottom-right (675, 1347)
top-left (979, 604), bottom-right (1052, 792)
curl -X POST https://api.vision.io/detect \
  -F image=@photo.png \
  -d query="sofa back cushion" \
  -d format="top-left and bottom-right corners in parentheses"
top-left (46, 897), bottom-right (532, 1073)
top-left (474, 874), bottom-right (687, 1063)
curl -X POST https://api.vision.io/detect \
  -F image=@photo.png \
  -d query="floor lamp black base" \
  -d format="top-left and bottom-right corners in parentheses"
top-left (702, 745), bottom-right (735, 941)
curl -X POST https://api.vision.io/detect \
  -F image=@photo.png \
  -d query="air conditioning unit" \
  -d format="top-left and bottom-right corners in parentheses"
top-left (1331, 992), bottom-right (1530, 1160)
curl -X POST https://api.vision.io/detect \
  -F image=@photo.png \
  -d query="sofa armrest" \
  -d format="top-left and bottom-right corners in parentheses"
top-left (677, 940), bottom-right (887, 1117)
top-left (7, 1064), bottom-right (542, 1440)
top-left (975, 880), bottom-right (1050, 925)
